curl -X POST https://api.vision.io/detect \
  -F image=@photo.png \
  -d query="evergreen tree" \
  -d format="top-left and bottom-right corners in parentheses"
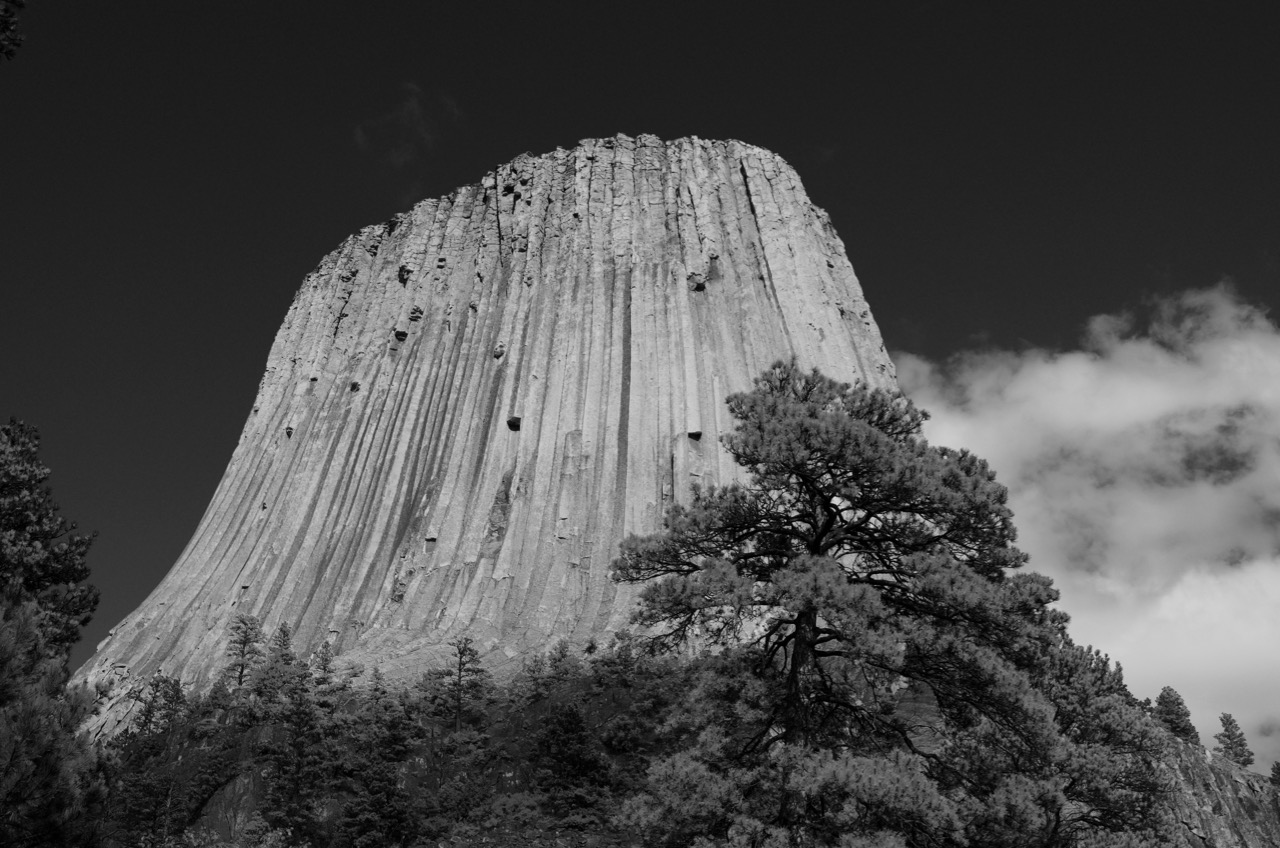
top-left (612, 361), bottom-right (1173, 847)
top-left (1213, 712), bottom-right (1254, 767)
top-left (0, 420), bottom-right (105, 848)
top-left (0, 597), bottom-right (106, 847)
top-left (311, 640), bottom-right (336, 686)
top-left (269, 621), bottom-right (297, 666)
top-left (419, 636), bottom-right (494, 733)
top-left (126, 672), bottom-right (187, 739)
top-left (335, 669), bottom-right (420, 847)
top-left (530, 703), bottom-right (609, 822)
top-left (1269, 761), bottom-right (1280, 788)
top-left (1, 0), bottom-right (25, 63)
top-left (1032, 645), bottom-right (1171, 840)
top-left (221, 613), bottom-right (266, 690)
top-left (106, 674), bottom-right (207, 846)
top-left (1152, 685), bottom-right (1200, 744)
top-left (258, 657), bottom-right (325, 843)
top-left (0, 419), bottom-right (97, 654)
top-left (252, 621), bottom-right (306, 706)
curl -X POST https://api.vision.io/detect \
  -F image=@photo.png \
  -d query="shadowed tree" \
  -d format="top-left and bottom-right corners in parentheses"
top-left (612, 361), bottom-right (1173, 848)
top-left (1, 419), bottom-right (105, 847)
top-left (418, 636), bottom-right (494, 734)
top-left (0, 419), bottom-right (97, 653)
top-left (335, 669), bottom-right (420, 848)
top-left (0, 1), bottom-right (25, 62)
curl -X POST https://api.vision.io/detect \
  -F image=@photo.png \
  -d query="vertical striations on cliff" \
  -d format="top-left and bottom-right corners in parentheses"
top-left (1166, 742), bottom-right (1280, 848)
top-left (75, 134), bottom-right (897, 731)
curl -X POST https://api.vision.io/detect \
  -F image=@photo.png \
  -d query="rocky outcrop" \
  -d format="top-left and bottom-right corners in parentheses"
top-left (1166, 742), bottom-right (1280, 847)
top-left (74, 134), bottom-right (896, 732)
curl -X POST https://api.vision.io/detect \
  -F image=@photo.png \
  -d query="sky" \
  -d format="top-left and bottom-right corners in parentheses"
top-left (2, 3), bottom-right (1278, 768)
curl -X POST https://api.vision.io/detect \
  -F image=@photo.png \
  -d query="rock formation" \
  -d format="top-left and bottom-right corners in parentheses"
top-left (1166, 742), bottom-right (1280, 848)
top-left (74, 134), bottom-right (896, 731)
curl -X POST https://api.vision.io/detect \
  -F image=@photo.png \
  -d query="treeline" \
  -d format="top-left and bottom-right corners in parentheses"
top-left (1146, 684), bottom-right (1269, 776)
top-left (104, 622), bottom-right (688, 847)
top-left (98, 617), bottom-right (1280, 848)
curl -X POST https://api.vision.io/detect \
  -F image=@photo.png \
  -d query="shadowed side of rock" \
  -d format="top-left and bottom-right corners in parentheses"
top-left (74, 134), bottom-right (897, 735)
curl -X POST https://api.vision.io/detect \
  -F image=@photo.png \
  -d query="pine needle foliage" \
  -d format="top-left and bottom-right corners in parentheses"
top-left (220, 613), bottom-right (266, 691)
top-left (0, 420), bottom-right (105, 848)
top-left (1, 419), bottom-right (97, 654)
top-left (1153, 686), bottom-right (1200, 745)
top-left (1213, 712), bottom-right (1254, 767)
top-left (612, 361), bottom-right (1174, 847)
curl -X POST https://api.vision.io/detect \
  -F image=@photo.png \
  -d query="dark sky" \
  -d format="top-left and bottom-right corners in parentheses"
top-left (1, 3), bottom-right (1276, 671)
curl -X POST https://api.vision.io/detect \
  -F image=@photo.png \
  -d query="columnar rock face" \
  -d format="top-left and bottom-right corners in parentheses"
top-left (74, 134), bottom-right (896, 730)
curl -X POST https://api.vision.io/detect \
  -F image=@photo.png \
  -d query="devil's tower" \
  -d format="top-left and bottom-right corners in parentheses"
top-left (76, 134), bottom-right (896, 728)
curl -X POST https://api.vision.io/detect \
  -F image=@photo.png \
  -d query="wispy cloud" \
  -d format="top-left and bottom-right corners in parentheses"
top-left (897, 284), bottom-right (1280, 770)
top-left (354, 83), bottom-right (461, 201)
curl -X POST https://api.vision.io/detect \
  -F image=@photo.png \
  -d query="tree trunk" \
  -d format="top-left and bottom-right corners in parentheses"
top-left (784, 607), bottom-right (818, 745)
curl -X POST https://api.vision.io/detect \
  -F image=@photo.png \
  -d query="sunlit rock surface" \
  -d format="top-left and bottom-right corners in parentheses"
top-left (74, 134), bottom-right (896, 733)
top-left (1166, 742), bottom-right (1280, 847)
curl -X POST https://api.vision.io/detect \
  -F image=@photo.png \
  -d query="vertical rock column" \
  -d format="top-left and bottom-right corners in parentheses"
top-left (75, 134), bottom-right (897, 731)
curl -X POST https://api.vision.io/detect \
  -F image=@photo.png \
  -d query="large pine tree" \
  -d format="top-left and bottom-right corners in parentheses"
top-left (612, 362), bottom-right (1172, 848)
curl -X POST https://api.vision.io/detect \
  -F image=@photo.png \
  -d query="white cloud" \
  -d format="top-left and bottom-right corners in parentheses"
top-left (896, 284), bottom-right (1280, 773)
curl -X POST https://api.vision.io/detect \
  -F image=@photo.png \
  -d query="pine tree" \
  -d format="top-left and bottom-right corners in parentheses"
top-left (126, 672), bottom-right (187, 739)
top-left (337, 669), bottom-right (420, 847)
top-left (220, 613), bottom-right (266, 690)
top-left (0, 420), bottom-right (105, 848)
top-left (612, 361), bottom-right (1174, 847)
top-left (419, 636), bottom-right (494, 733)
top-left (268, 621), bottom-right (296, 666)
top-left (0, 419), bottom-right (97, 654)
top-left (1152, 685), bottom-right (1200, 744)
top-left (311, 640), bottom-right (336, 685)
top-left (1213, 712), bottom-right (1254, 767)
top-left (252, 621), bottom-right (305, 705)
top-left (0, 0), bottom-right (26, 63)
top-left (0, 598), bottom-right (106, 847)
top-left (530, 703), bottom-right (608, 820)
top-left (258, 654), bottom-right (324, 843)
top-left (107, 674), bottom-right (199, 846)
top-left (1269, 761), bottom-right (1280, 788)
